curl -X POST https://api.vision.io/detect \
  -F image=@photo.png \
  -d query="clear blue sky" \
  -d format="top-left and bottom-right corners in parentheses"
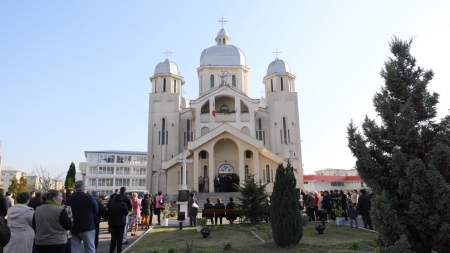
top-left (1, 1), bottom-right (449, 176)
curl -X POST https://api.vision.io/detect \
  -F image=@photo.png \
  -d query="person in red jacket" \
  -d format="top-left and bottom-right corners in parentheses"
top-left (314, 192), bottom-right (320, 221)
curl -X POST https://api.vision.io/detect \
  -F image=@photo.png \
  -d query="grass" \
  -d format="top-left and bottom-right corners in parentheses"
top-left (127, 223), bottom-right (378, 253)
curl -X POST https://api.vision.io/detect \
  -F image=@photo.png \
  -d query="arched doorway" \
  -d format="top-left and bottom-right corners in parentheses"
top-left (214, 138), bottom-right (239, 192)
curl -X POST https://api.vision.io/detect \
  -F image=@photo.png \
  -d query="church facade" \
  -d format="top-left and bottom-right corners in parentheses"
top-left (147, 27), bottom-right (304, 195)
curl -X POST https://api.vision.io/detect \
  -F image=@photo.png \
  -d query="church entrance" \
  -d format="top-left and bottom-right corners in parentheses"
top-left (215, 164), bottom-right (239, 192)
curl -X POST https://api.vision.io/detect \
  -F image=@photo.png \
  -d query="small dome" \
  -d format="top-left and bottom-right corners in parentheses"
top-left (266, 58), bottom-right (291, 76)
top-left (154, 59), bottom-right (180, 76)
top-left (200, 45), bottom-right (246, 66)
top-left (217, 28), bottom-right (229, 37)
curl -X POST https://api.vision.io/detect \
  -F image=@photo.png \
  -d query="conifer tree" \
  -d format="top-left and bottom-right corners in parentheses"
top-left (271, 162), bottom-right (302, 247)
top-left (8, 177), bottom-right (19, 202)
top-left (234, 174), bottom-right (268, 224)
top-left (348, 37), bottom-right (450, 252)
top-left (65, 162), bottom-right (76, 190)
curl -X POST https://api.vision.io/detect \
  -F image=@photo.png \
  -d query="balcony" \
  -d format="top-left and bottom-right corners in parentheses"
top-left (200, 112), bottom-right (249, 123)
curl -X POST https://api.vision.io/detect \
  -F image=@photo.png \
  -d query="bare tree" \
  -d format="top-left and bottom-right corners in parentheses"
top-left (32, 165), bottom-right (65, 191)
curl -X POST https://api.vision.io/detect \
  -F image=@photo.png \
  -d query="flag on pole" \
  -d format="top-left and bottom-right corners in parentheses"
top-left (212, 102), bottom-right (216, 117)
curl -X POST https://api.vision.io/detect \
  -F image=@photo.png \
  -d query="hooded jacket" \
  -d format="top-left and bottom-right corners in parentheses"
top-left (4, 204), bottom-right (35, 253)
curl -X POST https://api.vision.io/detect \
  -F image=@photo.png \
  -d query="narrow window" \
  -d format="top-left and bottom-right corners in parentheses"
top-left (203, 165), bottom-right (208, 177)
top-left (266, 165), bottom-right (270, 183)
top-left (166, 130), bottom-right (168, 144)
top-left (258, 118), bottom-right (262, 140)
top-left (245, 151), bottom-right (251, 159)
top-left (222, 38), bottom-right (225, 45)
top-left (159, 131), bottom-right (161, 145)
top-left (232, 75), bottom-right (236, 87)
top-left (283, 117), bottom-right (287, 144)
top-left (210, 75), bottom-right (214, 88)
top-left (281, 77), bottom-right (284, 91)
top-left (178, 171), bottom-right (180, 184)
top-left (161, 118), bottom-right (166, 145)
top-left (183, 132), bottom-right (186, 146)
top-left (154, 80), bottom-right (157, 93)
top-left (263, 131), bottom-right (266, 145)
top-left (173, 80), bottom-right (177, 93)
top-left (280, 130), bottom-right (283, 144)
top-left (271, 79), bottom-right (273, 92)
top-left (187, 120), bottom-right (191, 141)
top-left (163, 78), bottom-right (166, 92)
top-left (245, 165), bottom-right (249, 179)
top-left (271, 169), bottom-right (274, 183)
top-left (288, 129), bottom-right (291, 143)
top-left (263, 170), bottom-right (266, 183)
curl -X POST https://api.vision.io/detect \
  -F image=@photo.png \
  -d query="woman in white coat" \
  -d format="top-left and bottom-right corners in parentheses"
top-left (4, 192), bottom-right (34, 253)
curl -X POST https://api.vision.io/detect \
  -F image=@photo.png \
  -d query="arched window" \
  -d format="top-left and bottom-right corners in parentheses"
top-left (154, 80), bottom-right (157, 93)
top-left (163, 78), bottom-right (166, 92)
top-left (210, 75), bottom-right (214, 88)
top-left (232, 75), bottom-right (236, 87)
top-left (220, 105), bottom-right (229, 113)
top-left (203, 165), bottom-right (208, 178)
top-left (283, 117), bottom-right (287, 144)
top-left (245, 165), bottom-right (249, 179)
top-left (173, 80), bottom-right (177, 93)
top-left (271, 79), bottom-right (273, 92)
top-left (222, 38), bottom-right (225, 45)
top-left (280, 77), bottom-right (284, 91)
top-left (160, 118), bottom-right (168, 145)
top-left (266, 165), bottom-right (270, 183)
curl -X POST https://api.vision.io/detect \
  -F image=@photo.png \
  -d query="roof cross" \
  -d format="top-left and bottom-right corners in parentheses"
top-left (218, 15), bottom-right (228, 28)
top-left (164, 49), bottom-right (173, 59)
top-left (273, 48), bottom-right (282, 58)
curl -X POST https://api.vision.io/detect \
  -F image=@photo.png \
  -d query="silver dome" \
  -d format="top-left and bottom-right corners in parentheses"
top-left (154, 59), bottom-right (180, 76)
top-left (217, 28), bottom-right (229, 37)
top-left (266, 58), bottom-right (291, 76)
top-left (200, 45), bottom-right (246, 66)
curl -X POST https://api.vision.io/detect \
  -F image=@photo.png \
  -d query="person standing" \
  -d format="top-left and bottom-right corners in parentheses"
top-left (0, 214), bottom-right (10, 253)
top-left (214, 198), bottom-right (225, 225)
top-left (198, 177), bottom-right (205, 193)
top-left (321, 191), bottom-right (332, 220)
top-left (4, 192), bottom-right (34, 253)
top-left (187, 192), bottom-right (198, 226)
top-left (33, 189), bottom-right (72, 253)
top-left (351, 189), bottom-right (358, 207)
top-left (130, 192), bottom-right (141, 236)
top-left (92, 191), bottom-right (105, 251)
top-left (356, 189), bottom-right (373, 230)
top-left (154, 192), bottom-right (164, 226)
top-left (64, 181), bottom-right (98, 253)
top-left (5, 191), bottom-right (14, 208)
top-left (314, 192), bottom-right (320, 221)
top-left (305, 192), bottom-right (315, 222)
top-left (140, 194), bottom-right (151, 229)
top-left (348, 204), bottom-right (358, 228)
top-left (204, 177), bottom-right (209, 193)
top-left (214, 176), bottom-right (220, 193)
top-left (0, 189), bottom-right (7, 218)
top-left (30, 191), bottom-right (36, 199)
top-left (28, 190), bottom-right (43, 210)
top-left (339, 190), bottom-right (348, 221)
top-left (108, 194), bottom-right (128, 253)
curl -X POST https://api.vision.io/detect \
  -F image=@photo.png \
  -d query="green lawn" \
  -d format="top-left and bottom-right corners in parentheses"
top-left (127, 223), bottom-right (378, 253)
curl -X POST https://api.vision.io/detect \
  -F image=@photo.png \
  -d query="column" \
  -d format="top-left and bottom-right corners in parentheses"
top-left (193, 150), bottom-right (199, 192)
top-left (209, 148), bottom-right (215, 192)
top-left (238, 146), bottom-right (245, 185)
top-left (253, 150), bottom-right (260, 183)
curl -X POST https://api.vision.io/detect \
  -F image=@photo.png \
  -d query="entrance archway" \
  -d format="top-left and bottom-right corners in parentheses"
top-left (214, 138), bottom-right (239, 192)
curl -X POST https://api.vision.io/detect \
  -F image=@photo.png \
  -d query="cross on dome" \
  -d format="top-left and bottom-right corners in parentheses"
top-left (218, 15), bottom-right (228, 28)
top-left (273, 48), bottom-right (282, 59)
top-left (164, 49), bottom-right (173, 59)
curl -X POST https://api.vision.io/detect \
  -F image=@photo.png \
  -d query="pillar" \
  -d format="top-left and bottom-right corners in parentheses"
top-left (209, 148), bottom-right (215, 192)
top-left (193, 150), bottom-right (199, 192)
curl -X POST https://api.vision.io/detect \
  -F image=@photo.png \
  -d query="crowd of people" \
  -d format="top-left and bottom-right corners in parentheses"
top-left (300, 188), bottom-right (374, 230)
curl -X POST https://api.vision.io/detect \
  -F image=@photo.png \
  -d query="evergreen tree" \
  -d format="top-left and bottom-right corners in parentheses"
top-left (271, 162), bottom-right (302, 247)
top-left (65, 162), bottom-right (76, 190)
top-left (234, 174), bottom-right (268, 224)
top-left (18, 176), bottom-right (28, 193)
top-left (8, 177), bottom-right (20, 202)
top-left (347, 37), bottom-right (450, 252)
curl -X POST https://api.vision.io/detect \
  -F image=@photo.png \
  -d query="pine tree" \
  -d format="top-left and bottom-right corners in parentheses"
top-left (347, 37), bottom-right (450, 252)
top-left (234, 174), bottom-right (268, 224)
top-left (271, 162), bottom-right (302, 247)
top-left (18, 176), bottom-right (28, 193)
top-left (8, 177), bottom-right (20, 202)
top-left (65, 162), bottom-right (76, 190)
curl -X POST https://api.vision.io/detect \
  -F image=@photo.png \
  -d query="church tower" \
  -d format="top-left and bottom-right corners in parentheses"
top-left (261, 57), bottom-right (303, 185)
top-left (147, 56), bottom-right (185, 193)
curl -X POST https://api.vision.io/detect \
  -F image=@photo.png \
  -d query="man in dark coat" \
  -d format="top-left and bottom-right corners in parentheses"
top-left (27, 190), bottom-right (43, 210)
top-left (65, 180), bottom-right (99, 253)
top-left (0, 216), bottom-right (11, 253)
top-left (339, 190), bottom-right (348, 221)
top-left (107, 187), bottom-right (132, 244)
top-left (0, 189), bottom-right (7, 218)
top-left (356, 189), bottom-right (373, 230)
top-left (92, 191), bottom-right (105, 251)
top-left (214, 198), bottom-right (225, 225)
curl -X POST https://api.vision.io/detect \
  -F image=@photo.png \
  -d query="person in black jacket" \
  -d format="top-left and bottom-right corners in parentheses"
top-left (0, 215), bottom-right (10, 253)
top-left (214, 198), bottom-right (225, 225)
top-left (140, 194), bottom-right (152, 229)
top-left (321, 190), bottom-right (332, 220)
top-left (203, 198), bottom-right (215, 225)
top-left (0, 189), bottom-right (7, 218)
top-left (108, 194), bottom-right (128, 253)
top-left (226, 197), bottom-right (238, 223)
top-left (339, 190), bottom-right (348, 221)
top-left (356, 189), bottom-right (373, 230)
top-left (28, 190), bottom-right (43, 210)
top-left (92, 191), bottom-right (105, 251)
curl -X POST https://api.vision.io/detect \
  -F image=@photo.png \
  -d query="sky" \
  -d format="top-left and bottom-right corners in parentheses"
top-left (1, 1), bottom-right (449, 176)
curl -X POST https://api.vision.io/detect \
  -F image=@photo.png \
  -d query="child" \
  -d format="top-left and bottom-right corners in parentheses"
top-left (347, 204), bottom-right (358, 228)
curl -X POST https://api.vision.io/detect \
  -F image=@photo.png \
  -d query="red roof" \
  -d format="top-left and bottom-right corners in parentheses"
top-left (303, 175), bottom-right (362, 181)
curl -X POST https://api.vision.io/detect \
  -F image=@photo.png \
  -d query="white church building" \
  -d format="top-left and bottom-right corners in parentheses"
top-left (147, 26), bottom-right (304, 195)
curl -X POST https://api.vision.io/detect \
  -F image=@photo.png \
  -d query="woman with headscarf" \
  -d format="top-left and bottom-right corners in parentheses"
top-left (33, 189), bottom-right (72, 253)
top-left (4, 192), bottom-right (34, 253)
